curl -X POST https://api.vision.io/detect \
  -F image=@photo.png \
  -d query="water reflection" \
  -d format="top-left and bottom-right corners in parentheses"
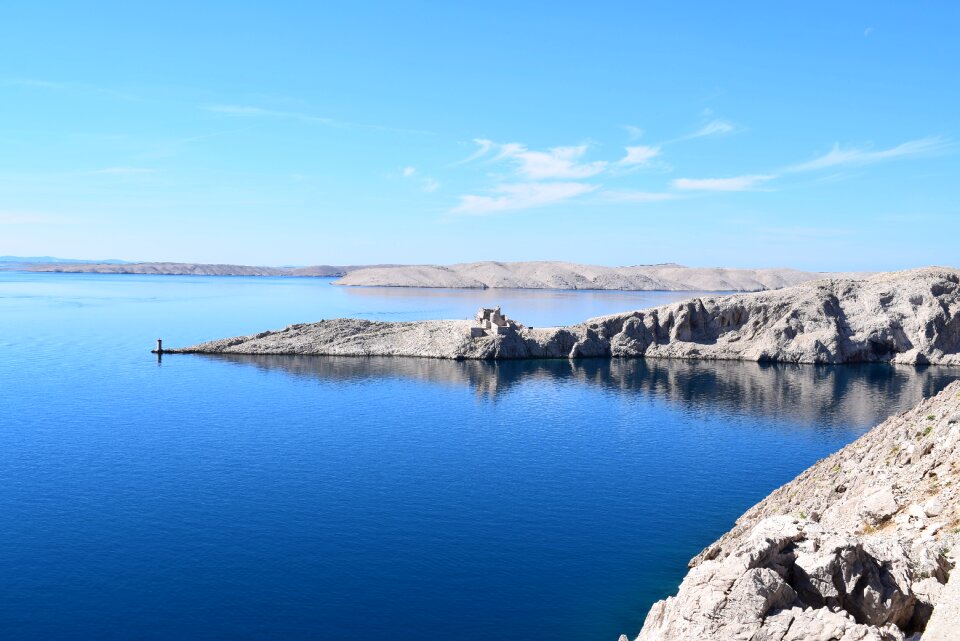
top-left (208, 354), bottom-right (960, 429)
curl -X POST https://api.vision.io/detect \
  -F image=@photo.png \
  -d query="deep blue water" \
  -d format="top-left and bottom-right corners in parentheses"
top-left (1, 272), bottom-right (958, 641)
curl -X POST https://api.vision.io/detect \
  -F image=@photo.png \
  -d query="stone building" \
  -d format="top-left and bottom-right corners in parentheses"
top-left (471, 306), bottom-right (522, 337)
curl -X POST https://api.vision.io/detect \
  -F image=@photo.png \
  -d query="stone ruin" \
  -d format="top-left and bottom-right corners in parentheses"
top-left (471, 306), bottom-right (523, 338)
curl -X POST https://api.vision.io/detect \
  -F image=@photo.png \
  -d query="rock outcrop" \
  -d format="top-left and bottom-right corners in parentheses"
top-left (334, 261), bottom-right (864, 292)
top-left (165, 268), bottom-right (960, 366)
top-left (630, 379), bottom-right (960, 641)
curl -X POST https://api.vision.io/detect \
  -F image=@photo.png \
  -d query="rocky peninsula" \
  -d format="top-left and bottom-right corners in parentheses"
top-left (628, 379), bottom-right (960, 641)
top-left (334, 261), bottom-right (863, 291)
top-left (163, 267), bottom-right (960, 366)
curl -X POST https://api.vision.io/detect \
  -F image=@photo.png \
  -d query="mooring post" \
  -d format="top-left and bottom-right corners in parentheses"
top-left (156, 338), bottom-right (163, 354)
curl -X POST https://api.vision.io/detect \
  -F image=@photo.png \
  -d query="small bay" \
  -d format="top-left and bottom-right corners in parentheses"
top-left (1, 272), bottom-right (958, 641)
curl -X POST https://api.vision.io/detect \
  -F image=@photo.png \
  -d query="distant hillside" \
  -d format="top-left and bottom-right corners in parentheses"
top-left (22, 260), bottom-right (871, 292)
top-left (25, 261), bottom-right (399, 278)
top-left (0, 255), bottom-right (129, 265)
top-left (334, 261), bottom-right (870, 292)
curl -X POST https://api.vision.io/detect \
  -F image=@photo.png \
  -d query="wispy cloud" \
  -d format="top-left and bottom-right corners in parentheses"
top-left (452, 182), bottom-right (597, 215)
top-left (695, 119), bottom-right (735, 137)
top-left (455, 139), bottom-right (608, 179)
top-left (673, 119), bottom-right (736, 142)
top-left (422, 177), bottom-right (440, 193)
top-left (622, 125), bottom-right (645, 141)
top-left (619, 145), bottom-right (661, 166)
top-left (402, 166), bottom-right (417, 177)
top-left (786, 136), bottom-right (948, 172)
top-left (495, 143), bottom-right (608, 179)
top-left (453, 138), bottom-right (496, 165)
top-left (672, 174), bottom-right (775, 191)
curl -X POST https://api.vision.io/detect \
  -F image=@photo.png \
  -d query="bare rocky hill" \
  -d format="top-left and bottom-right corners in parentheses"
top-left (334, 261), bottom-right (865, 291)
top-left (164, 267), bottom-right (960, 366)
top-left (629, 379), bottom-right (960, 641)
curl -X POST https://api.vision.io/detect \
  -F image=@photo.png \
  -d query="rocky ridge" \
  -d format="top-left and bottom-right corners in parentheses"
top-left (629, 379), bottom-right (960, 641)
top-left (165, 267), bottom-right (960, 366)
top-left (334, 261), bottom-right (864, 291)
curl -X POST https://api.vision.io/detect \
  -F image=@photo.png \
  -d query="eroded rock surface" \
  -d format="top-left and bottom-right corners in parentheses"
top-left (167, 268), bottom-right (960, 366)
top-left (632, 380), bottom-right (960, 641)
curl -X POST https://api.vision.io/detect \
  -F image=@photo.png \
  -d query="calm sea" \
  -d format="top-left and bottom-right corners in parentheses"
top-left (1, 272), bottom-right (957, 641)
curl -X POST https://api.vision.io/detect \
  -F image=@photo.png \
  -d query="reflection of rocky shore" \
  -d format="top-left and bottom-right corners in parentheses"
top-left (209, 353), bottom-right (960, 427)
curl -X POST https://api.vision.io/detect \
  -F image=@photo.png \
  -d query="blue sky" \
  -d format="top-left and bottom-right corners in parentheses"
top-left (1, 2), bottom-right (957, 269)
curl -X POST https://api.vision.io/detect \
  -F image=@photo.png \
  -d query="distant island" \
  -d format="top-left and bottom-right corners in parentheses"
top-left (24, 261), bottom-right (364, 278)
top-left (20, 259), bottom-right (868, 292)
top-left (334, 261), bottom-right (868, 291)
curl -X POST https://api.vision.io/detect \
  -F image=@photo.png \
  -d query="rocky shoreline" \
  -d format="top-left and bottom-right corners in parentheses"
top-left (628, 379), bottom-right (960, 641)
top-left (163, 267), bottom-right (960, 366)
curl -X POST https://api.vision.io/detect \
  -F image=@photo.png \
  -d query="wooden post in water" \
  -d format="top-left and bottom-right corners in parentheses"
top-left (156, 338), bottom-right (163, 354)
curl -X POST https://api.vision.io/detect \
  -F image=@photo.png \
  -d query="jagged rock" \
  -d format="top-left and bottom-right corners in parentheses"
top-left (629, 381), bottom-right (960, 641)
top-left (166, 268), bottom-right (960, 366)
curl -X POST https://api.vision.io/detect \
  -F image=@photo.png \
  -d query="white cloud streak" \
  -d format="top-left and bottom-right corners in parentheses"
top-left (452, 182), bottom-right (598, 215)
top-left (786, 137), bottom-right (948, 172)
top-left (453, 138), bottom-right (496, 165)
top-left (619, 145), bottom-right (661, 166)
top-left (455, 139), bottom-right (609, 179)
top-left (694, 120), bottom-right (734, 137)
top-left (495, 143), bottom-right (608, 179)
top-left (672, 174), bottom-right (775, 191)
